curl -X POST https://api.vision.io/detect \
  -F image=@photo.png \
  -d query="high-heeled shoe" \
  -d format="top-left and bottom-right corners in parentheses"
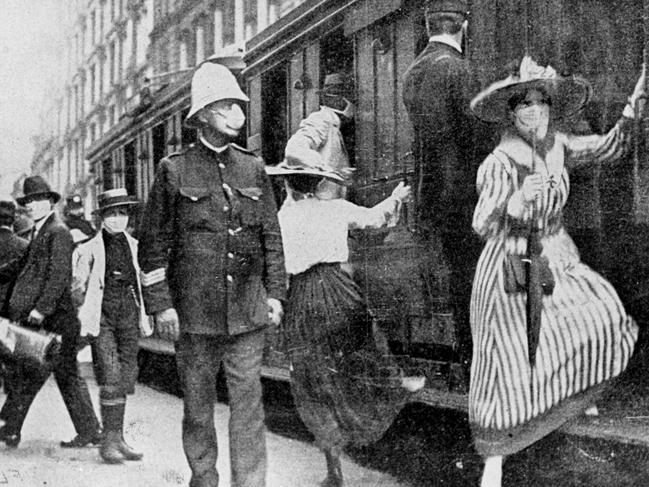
top-left (0, 425), bottom-right (20, 448)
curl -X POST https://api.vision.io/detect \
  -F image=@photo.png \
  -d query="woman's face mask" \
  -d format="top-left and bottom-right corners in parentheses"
top-left (25, 199), bottom-right (52, 222)
top-left (102, 211), bottom-right (129, 234)
top-left (513, 90), bottom-right (550, 142)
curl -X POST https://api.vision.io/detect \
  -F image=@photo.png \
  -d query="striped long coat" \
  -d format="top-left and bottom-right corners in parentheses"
top-left (469, 118), bottom-right (639, 457)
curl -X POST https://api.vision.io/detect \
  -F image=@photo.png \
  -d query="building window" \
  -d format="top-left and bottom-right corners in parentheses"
top-left (109, 42), bottom-right (116, 84)
top-left (90, 64), bottom-right (96, 103)
top-left (102, 157), bottom-right (113, 191)
top-left (223, 0), bottom-right (235, 46)
top-left (244, 0), bottom-right (257, 38)
top-left (90, 11), bottom-right (96, 45)
top-left (214, 7), bottom-right (224, 51)
top-left (179, 36), bottom-right (189, 69)
top-left (195, 24), bottom-right (205, 64)
top-left (111, 0), bottom-right (115, 20)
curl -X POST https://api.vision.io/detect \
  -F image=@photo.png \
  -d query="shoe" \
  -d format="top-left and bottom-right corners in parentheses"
top-left (60, 431), bottom-right (103, 448)
top-left (0, 425), bottom-right (20, 448)
top-left (118, 438), bottom-right (143, 461)
top-left (100, 431), bottom-right (124, 464)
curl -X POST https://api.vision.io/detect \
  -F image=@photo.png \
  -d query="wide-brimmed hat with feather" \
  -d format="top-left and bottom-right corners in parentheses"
top-left (470, 56), bottom-right (592, 123)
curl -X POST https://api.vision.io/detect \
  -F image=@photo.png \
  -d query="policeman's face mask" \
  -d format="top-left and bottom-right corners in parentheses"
top-left (323, 94), bottom-right (355, 120)
top-left (512, 90), bottom-right (551, 143)
top-left (25, 198), bottom-right (52, 222)
top-left (207, 101), bottom-right (246, 135)
top-left (102, 208), bottom-right (129, 234)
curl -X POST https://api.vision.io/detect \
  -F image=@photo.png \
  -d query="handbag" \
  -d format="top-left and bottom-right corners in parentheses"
top-left (0, 318), bottom-right (62, 369)
top-left (503, 254), bottom-right (555, 295)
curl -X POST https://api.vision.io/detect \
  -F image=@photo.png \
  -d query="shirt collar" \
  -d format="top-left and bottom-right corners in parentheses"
top-left (34, 211), bottom-right (54, 235)
top-left (429, 34), bottom-right (462, 53)
top-left (199, 133), bottom-right (229, 153)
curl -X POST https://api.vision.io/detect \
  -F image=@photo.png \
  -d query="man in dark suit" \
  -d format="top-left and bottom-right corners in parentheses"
top-left (138, 63), bottom-right (285, 487)
top-left (0, 199), bottom-right (28, 395)
top-left (0, 200), bottom-right (28, 315)
top-left (402, 0), bottom-right (491, 375)
top-left (0, 176), bottom-right (101, 448)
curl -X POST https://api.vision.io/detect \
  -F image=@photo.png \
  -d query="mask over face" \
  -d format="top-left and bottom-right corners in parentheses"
top-left (331, 98), bottom-right (355, 120)
top-left (513, 102), bottom-right (550, 143)
top-left (26, 199), bottom-right (52, 222)
top-left (213, 103), bottom-right (246, 133)
top-left (103, 214), bottom-right (129, 234)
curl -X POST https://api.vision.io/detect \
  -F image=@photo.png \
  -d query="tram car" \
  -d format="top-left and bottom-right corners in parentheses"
top-left (87, 0), bottom-right (649, 409)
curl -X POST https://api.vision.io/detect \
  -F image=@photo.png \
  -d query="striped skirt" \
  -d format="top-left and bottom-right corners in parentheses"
top-left (469, 230), bottom-right (638, 457)
top-left (283, 263), bottom-right (409, 454)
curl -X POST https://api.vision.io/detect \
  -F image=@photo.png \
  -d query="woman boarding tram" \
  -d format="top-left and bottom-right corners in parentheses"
top-left (468, 56), bottom-right (645, 487)
top-left (266, 156), bottom-right (424, 487)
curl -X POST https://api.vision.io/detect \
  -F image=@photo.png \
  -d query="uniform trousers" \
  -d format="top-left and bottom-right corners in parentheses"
top-left (0, 313), bottom-right (100, 437)
top-left (176, 328), bottom-right (266, 487)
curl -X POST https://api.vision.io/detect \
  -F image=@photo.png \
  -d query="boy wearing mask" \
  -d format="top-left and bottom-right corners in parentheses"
top-left (72, 188), bottom-right (151, 463)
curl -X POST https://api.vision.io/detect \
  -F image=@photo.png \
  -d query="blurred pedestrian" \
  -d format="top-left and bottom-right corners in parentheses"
top-left (72, 188), bottom-right (151, 463)
top-left (64, 194), bottom-right (95, 245)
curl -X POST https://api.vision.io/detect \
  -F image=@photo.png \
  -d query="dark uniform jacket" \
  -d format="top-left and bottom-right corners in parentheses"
top-left (402, 41), bottom-right (491, 234)
top-left (0, 228), bottom-right (28, 315)
top-left (138, 142), bottom-right (286, 336)
top-left (0, 213), bottom-right (78, 339)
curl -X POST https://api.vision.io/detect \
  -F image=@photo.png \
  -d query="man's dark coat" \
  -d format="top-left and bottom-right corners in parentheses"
top-left (0, 228), bottom-right (28, 314)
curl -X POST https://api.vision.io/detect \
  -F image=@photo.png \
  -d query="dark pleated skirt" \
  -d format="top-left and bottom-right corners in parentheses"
top-left (283, 263), bottom-right (408, 454)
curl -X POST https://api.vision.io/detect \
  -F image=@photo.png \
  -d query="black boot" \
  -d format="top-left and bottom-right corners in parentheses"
top-left (112, 401), bottom-right (143, 461)
top-left (321, 450), bottom-right (343, 487)
top-left (100, 403), bottom-right (124, 464)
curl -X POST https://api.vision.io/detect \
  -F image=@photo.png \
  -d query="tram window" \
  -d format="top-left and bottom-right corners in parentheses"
top-left (124, 141), bottom-right (137, 196)
top-left (261, 63), bottom-right (288, 167)
top-left (101, 157), bottom-right (113, 191)
top-left (319, 28), bottom-right (355, 165)
top-left (180, 108), bottom-right (198, 147)
top-left (152, 123), bottom-right (166, 171)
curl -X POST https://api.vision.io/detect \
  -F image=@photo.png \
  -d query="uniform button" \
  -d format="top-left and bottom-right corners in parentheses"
top-left (223, 205), bottom-right (230, 212)
top-left (227, 252), bottom-right (234, 259)
top-left (222, 183), bottom-right (230, 191)
top-left (219, 163), bottom-right (226, 169)
top-left (227, 275), bottom-right (234, 282)
top-left (228, 228), bottom-right (235, 236)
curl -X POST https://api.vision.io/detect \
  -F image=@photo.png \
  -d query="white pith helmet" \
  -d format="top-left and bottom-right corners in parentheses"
top-left (185, 62), bottom-right (250, 128)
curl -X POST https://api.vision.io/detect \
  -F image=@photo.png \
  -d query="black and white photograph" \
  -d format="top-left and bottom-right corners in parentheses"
top-left (2, 1), bottom-right (649, 486)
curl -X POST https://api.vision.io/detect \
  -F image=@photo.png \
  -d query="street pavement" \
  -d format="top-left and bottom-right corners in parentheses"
top-left (0, 362), bottom-right (407, 487)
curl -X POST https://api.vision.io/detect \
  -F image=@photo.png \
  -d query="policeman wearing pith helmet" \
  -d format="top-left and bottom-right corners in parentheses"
top-left (138, 62), bottom-right (286, 487)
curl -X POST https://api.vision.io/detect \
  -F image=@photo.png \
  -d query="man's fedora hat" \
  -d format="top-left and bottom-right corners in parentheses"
top-left (425, 0), bottom-right (469, 15)
top-left (470, 56), bottom-right (592, 123)
top-left (16, 175), bottom-right (61, 206)
top-left (95, 188), bottom-right (138, 214)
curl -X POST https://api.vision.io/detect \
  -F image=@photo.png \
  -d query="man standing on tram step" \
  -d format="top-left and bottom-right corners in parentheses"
top-left (64, 194), bottom-right (96, 246)
top-left (284, 71), bottom-right (354, 201)
top-left (0, 175), bottom-right (102, 449)
top-left (72, 188), bottom-right (152, 464)
top-left (402, 0), bottom-right (492, 378)
top-left (137, 62), bottom-right (286, 487)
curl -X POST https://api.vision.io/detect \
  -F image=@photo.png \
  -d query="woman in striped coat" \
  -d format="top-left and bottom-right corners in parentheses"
top-left (468, 57), bottom-right (644, 487)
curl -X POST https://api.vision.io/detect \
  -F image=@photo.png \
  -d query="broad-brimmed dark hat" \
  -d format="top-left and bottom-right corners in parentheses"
top-left (95, 188), bottom-right (138, 214)
top-left (425, 0), bottom-right (469, 15)
top-left (265, 154), bottom-right (352, 183)
top-left (0, 200), bottom-right (16, 222)
top-left (16, 175), bottom-right (61, 206)
top-left (470, 56), bottom-right (592, 123)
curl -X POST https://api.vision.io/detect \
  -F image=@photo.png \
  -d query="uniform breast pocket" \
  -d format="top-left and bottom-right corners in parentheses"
top-left (178, 187), bottom-right (213, 225)
top-left (233, 187), bottom-right (263, 226)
